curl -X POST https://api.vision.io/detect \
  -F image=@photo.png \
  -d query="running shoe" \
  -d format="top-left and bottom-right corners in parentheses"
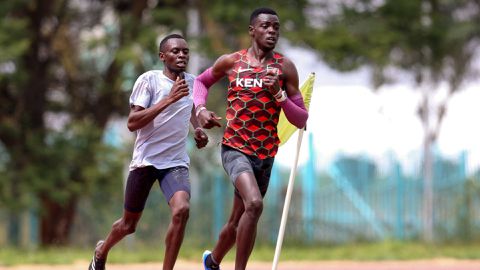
top-left (88, 240), bottom-right (106, 270)
top-left (202, 250), bottom-right (220, 270)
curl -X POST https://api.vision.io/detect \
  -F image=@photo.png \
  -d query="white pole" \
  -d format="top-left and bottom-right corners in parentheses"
top-left (272, 129), bottom-right (305, 270)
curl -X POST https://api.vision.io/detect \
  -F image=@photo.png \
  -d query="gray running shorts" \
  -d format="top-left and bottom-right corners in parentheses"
top-left (124, 166), bottom-right (190, 212)
top-left (221, 144), bottom-right (274, 197)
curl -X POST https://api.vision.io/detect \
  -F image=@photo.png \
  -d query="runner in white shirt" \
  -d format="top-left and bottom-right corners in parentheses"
top-left (129, 69), bottom-right (196, 171)
top-left (89, 34), bottom-right (208, 270)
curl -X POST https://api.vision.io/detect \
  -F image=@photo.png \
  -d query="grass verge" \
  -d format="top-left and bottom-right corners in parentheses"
top-left (2, 241), bottom-right (480, 266)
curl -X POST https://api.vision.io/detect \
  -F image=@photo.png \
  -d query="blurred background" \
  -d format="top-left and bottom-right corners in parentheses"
top-left (0, 0), bottom-right (480, 258)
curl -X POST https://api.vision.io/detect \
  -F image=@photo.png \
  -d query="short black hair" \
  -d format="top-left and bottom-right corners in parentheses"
top-left (249, 7), bottom-right (278, 25)
top-left (159, 33), bottom-right (185, 52)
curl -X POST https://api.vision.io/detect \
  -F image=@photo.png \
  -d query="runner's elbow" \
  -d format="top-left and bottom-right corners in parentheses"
top-left (127, 121), bottom-right (138, 132)
top-left (291, 112), bottom-right (308, 129)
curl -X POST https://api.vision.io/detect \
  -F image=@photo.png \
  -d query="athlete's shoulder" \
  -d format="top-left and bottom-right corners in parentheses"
top-left (271, 52), bottom-right (295, 70)
top-left (236, 49), bottom-right (248, 56)
top-left (137, 70), bottom-right (161, 81)
top-left (218, 49), bottom-right (246, 62)
top-left (212, 52), bottom-right (242, 74)
top-left (218, 50), bottom-right (243, 62)
top-left (280, 55), bottom-right (297, 70)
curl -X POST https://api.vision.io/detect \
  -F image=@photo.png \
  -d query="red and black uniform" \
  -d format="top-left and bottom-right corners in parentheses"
top-left (223, 49), bottom-right (285, 160)
top-left (223, 50), bottom-right (283, 159)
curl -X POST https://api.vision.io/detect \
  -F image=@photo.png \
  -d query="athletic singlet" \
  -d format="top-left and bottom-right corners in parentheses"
top-left (222, 49), bottom-right (284, 159)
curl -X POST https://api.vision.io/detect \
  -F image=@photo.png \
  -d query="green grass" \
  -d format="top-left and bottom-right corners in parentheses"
top-left (3, 241), bottom-right (480, 266)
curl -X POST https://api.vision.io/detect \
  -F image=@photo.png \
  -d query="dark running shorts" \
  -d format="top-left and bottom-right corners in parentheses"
top-left (221, 144), bottom-right (275, 197)
top-left (124, 166), bottom-right (190, 212)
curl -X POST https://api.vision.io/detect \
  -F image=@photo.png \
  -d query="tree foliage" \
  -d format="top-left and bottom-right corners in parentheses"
top-left (307, 0), bottom-right (480, 241)
top-left (307, 0), bottom-right (480, 109)
top-left (195, 0), bottom-right (310, 56)
top-left (0, 0), bottom-right (315, 246)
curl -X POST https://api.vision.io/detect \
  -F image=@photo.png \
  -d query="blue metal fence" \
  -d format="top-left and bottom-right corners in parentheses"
top-left (257, 134), bottom-right (478, 244)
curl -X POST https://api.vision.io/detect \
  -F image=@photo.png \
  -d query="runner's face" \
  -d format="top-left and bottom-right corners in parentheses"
top-left (250, 14), bottom-right (280, 50)
top-left (159, 38), bottom-right (189, 72)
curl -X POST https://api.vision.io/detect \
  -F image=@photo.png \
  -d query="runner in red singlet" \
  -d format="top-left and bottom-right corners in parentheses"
top-left (223, 49), bottom-right (286, 159)
top-left (193, 7), bottom-right (309, 270)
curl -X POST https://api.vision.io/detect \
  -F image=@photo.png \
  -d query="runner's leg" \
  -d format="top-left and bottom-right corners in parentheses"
top-left (210, 192), bottom-right (245, 264)
top-left (233, 172), bottom-right (263, 270)
top-left (163, 191), bottom-right (190, 270)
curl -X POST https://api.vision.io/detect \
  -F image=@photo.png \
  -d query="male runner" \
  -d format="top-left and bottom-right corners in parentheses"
top-left (88, 34), bottom-right (208, 270)
top-left (193, 7), bottom-right (308, 270)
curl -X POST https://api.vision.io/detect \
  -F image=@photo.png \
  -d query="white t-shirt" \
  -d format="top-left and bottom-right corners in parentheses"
top-left (128, 70), bottom-right (195, 171)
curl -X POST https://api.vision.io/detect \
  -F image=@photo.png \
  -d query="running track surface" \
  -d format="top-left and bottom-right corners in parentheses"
top-left (4, 260), bottom-right (480, 270)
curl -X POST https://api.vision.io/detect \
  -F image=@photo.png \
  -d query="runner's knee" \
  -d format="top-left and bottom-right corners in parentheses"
top-left (172, 202), bottom-right (190, 224)
top-left (244, 198), bottom-right (263, 218)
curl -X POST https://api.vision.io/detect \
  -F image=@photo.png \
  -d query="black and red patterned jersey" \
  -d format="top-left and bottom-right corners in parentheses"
top-left (222, 49), bottom-right (284, 159)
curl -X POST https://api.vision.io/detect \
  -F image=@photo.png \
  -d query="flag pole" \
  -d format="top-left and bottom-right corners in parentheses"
top-left (272, 128), bottom-right (305, 270)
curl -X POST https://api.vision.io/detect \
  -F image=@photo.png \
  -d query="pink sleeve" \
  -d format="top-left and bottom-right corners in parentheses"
top-left (279, 93), bottom-right (309, 129)
top-left (193, 67), bottom-right (220, 107)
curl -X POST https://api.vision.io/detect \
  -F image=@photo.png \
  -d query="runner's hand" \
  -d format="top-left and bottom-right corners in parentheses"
top-left (197, 107), bottom-right (222, 129)
top-left (168, 76), bottom-right (189, 103)
top-left (264, 68), bottom-right (281, 96)
top-left (194, 128), bottom-right (208, 148)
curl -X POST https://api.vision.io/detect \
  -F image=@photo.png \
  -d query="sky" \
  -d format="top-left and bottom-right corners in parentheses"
top-left (274, 42), bottom-right (480, 174)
